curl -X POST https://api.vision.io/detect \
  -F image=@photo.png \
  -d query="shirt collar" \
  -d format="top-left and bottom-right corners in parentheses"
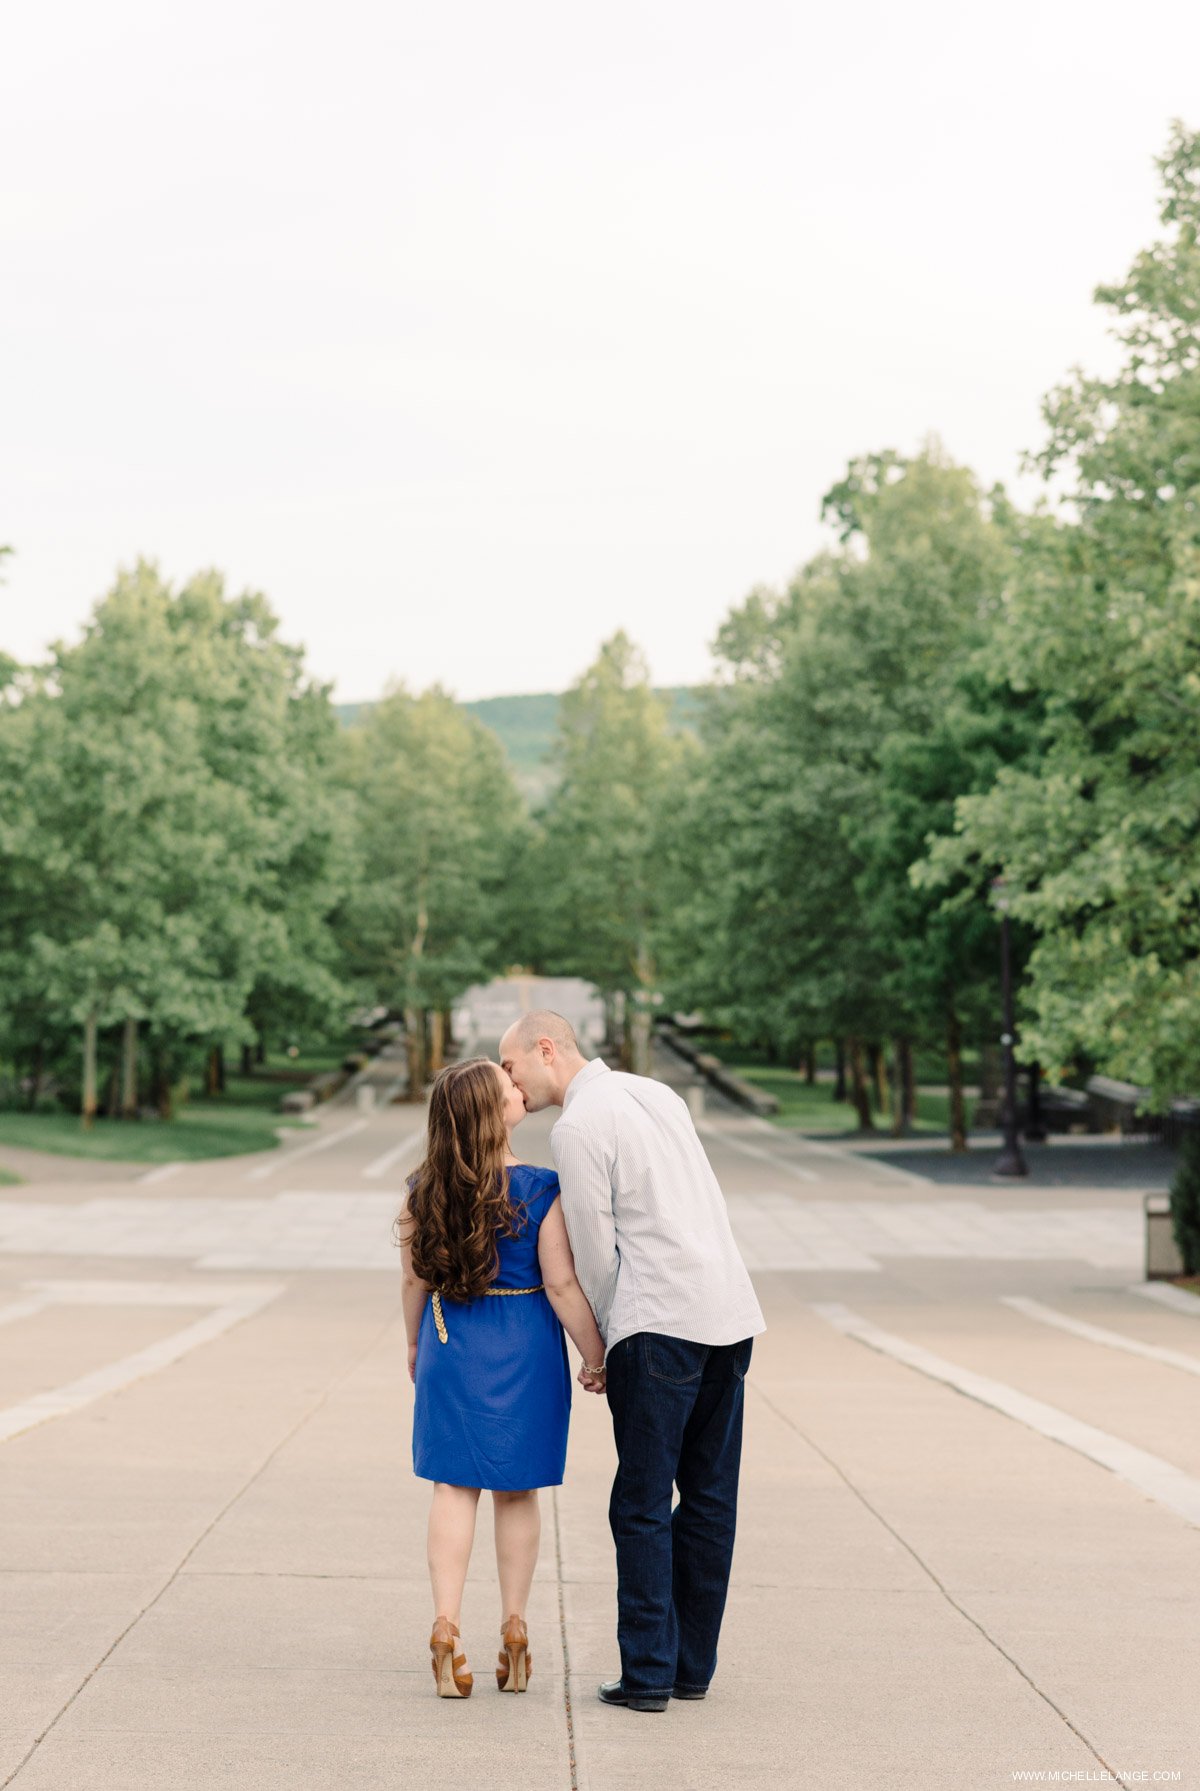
top-left (562, 1056), bottom-right (610, 1111)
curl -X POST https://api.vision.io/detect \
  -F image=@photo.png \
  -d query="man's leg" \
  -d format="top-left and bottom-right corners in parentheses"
top-left (605, 1332), bottom-right (707, 1699)
top-left (670, 1336), bottom-right (752, 1693)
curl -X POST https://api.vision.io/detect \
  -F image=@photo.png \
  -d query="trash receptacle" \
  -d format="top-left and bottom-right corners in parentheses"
top-left (685, 1083), bottom-right (705, 1123)
top-left (1145, 1193), bottom-right (1184, 1279)
top-left (356, 1084), bottom-right (376, 1114)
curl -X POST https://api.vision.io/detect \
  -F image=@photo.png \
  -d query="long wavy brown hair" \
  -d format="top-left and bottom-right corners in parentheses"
top-left (396, 1057), bottom-right (528, 1301)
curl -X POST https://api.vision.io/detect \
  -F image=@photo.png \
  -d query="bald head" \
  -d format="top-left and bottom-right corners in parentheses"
top-left (504, 1010), bottom-right (579, 1055)
top-left (499, 1010), bottom-right (588, 1112)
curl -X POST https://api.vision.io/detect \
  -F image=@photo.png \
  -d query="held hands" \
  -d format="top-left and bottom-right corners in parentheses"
top-left (412, 1338), bottom-right (602, 1391)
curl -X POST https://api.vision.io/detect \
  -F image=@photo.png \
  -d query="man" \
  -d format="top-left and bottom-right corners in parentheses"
top-left (499, 1010), bottom-right (765, 1714)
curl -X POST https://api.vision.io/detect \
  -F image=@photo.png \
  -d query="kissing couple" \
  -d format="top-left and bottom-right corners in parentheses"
top-left (397, 1011), bottom-right (765, 1710)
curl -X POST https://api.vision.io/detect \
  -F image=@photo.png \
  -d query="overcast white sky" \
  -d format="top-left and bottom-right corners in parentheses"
top-left (3, 1), bottom-right (1197, 701)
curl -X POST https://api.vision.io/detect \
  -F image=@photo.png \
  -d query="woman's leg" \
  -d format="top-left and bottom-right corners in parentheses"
top-left (428, 1482), bottom-right (482, 1622)
top-left (492, 1488), bottom-right (541, 1618)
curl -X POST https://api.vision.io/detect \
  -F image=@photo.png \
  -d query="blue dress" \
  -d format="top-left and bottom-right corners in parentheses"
top-left (412, 1165), bottom-right (572, 1491)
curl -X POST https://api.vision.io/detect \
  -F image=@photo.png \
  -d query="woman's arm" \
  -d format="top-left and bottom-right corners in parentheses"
top-left (537, 1196), bottom-right (608, 1391)
top-left (398, 1220), bottom-right (428, 1383)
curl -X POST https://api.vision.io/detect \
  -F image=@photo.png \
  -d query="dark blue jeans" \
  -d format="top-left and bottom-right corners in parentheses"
top-left (604, 1331), bottom-right (753, 1698)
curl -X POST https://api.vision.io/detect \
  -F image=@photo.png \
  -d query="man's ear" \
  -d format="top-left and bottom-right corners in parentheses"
top-left (539, 1038), bottom-right (555, 1064)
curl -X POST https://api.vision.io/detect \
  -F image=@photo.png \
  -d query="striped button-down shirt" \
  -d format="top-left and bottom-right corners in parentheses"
top-left (549, 1058), bottom-right (766, 1361)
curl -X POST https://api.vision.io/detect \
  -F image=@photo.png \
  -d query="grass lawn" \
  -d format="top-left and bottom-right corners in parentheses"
top-left (694, 1042), bottom-right (974, 1137)
top-left (208, 1073), bottom-right (303, 1111)
top-left (718, 1065), bottom-right (863, 1133)
top-left (912, 1088), bottom-right (978, 1133)
top-left (0, 1103), bottom-right (304, 1166)
top-left (263, 1039), bottom-right (357, 1076)
top-left (0, 1029), bottom-right (365, 1169)
top-left (269, 1049), bottom-right (346, 1076)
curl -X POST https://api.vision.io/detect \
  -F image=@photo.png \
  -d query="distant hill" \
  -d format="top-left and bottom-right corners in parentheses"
top-left (336, 688), bottom-right (702, 806)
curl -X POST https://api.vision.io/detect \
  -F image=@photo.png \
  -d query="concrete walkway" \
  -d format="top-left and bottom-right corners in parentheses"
top-left (1, 1018), bottom-right (1198, 1788)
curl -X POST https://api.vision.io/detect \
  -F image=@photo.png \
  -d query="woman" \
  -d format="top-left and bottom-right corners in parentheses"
top-left (397, 1055), bottom-right (608, 1699)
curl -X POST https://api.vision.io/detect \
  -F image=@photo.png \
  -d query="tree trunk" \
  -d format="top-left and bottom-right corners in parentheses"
top-left (833, 1038), bottom-right (847, 1103)
top-left (891, 1037), bottom-right (906, 1138)
top-left (848, 1037), bottom-right (875, 1131)
top-left (81, 1009), bottom-right (98, 1130)
top-left (902, 1036), bottom-right (916, 1127)
top-left (1024, 1060), bottom-right (1047, 1142)
top-left (890, 1036), bottom-right (917, 1136)
top-left (255, 1034), bottom-right (266, 1065)
top-left (405, 1006), bottom-right (427, 1096)
top-left (868, 1041), bottom-right (890, 1117)
top-left (619, 1001), bottom-right (635, 1072)
top-left (629, 1000), bottom-right (652, 1077)
top-left (946, 1003), bottom-right (968, 1153)
top-left (150, 1044), bottom-right (174, 1119)
top-left (103, 1062), bottom-right (120, 1119)
top-left (240, 1042), bottom-right (254, 1076)
top-left (603, 990), bottom-right (631, 1068)
top-left (428, 1008), bottom-right (445, 1076)
top-left (121, 1016), bottom-right (139, 1119)
top-left (406, 874), bottom-right (430, 1096)
top-left (26, 1041), bottom-right (44, 1112)
top-left (802, 1041), bottom-right (816, 1086)
top-left (205, 1045), bottom-right (225, 1097)
top-left (628, 944), bottom-right (654, 1078)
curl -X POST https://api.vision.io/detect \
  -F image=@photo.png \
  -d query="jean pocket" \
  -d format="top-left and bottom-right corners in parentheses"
top-left (731, 1337), bottom-right (753, 1381)
top-left (643, 1333), bottom-right (706, 1385)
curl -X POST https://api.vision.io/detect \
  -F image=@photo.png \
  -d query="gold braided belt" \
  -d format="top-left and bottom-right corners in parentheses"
top-left (430, 1285), bottom-right (545, 1344)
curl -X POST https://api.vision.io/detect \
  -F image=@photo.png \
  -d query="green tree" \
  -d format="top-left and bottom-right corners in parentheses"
top-left (341, 686), bottom-right (528, 1091)
top-left (919, 122), bottom-right (1200, 1102)
top-left (532, 634), bottom-right (693, 1073)
top-left (0, 561), bottom-right (351, 1121)
top-left (664, 442), bottom-right (1013, 1139)
top-left (868, 665), bottom-right (1043, 1144)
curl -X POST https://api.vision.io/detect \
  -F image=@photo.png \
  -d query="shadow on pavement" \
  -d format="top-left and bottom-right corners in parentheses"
top-left (845, 1137), bottom-right (1176, 1190)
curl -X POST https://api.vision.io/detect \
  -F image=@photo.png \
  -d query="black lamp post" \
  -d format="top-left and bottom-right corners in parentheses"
top-left (1024, 1061), bottom-right (1048, 1144)
top-left (991, 876), bottom-right (1028, 1179)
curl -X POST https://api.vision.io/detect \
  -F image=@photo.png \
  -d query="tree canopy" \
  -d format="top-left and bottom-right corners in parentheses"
top-left (5, 121), bottom-right (1200, 1141)
top-left (917, 121), bottom-right (1200, 1101)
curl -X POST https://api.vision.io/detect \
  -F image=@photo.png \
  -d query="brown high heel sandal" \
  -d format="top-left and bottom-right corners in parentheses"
top-left (430, 1616), bottom-right (473, 1698)
top-left (496, 1613), bottom-right (531, 1692)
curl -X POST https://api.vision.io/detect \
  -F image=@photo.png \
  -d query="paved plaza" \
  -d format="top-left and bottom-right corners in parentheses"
top-left (0, 1175), bottom-right (1148, 1276)
top-left (1, 995), bottom-right (1198, 1789)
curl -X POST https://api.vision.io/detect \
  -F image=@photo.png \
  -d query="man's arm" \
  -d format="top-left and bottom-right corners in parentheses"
top-left (550, 1117), bottom-right (619, 1341)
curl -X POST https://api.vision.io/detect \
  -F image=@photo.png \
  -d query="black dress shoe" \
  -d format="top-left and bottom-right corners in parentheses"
top-left (597, 1679), bottom-right (669, 1713)
top-left (671, 1686), bottom-right (707, 1700)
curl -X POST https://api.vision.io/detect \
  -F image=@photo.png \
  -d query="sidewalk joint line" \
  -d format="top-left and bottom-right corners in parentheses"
top-left (812, 1299), bottom-right (1200, 1527)
top-left (0, 1285), bottom-right (283, 1445)
top-left (362, 1127), bottom-right (427, 1181)
top-left (551, 1486), bottom-right (583, 1791)
top-left (697, 1124), bottom-right (820, 1182)
top-left (706, 1113), bottom-right (933, 1187)
top-left (244, 1117), bottom-right (370, 1182)
top-left (1002, 1293), bottom-right (1200, 1376)
top-left (746, 1375), bottom-right (1135, 1791)
top-left (1, 1307), bottom-right (405, 1789)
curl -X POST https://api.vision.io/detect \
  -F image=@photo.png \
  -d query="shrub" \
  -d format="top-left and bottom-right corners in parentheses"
top-left (1168, 1130), bottom-right (1200, 1275)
